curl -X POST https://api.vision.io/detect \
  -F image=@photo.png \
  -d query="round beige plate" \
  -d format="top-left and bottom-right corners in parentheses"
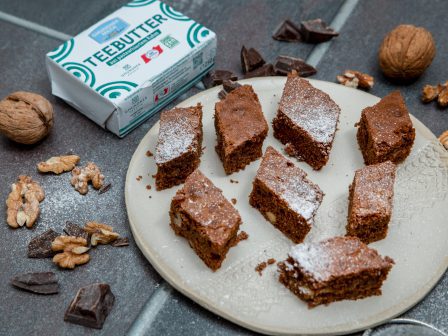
top-left (125, 78), bottom-right (448, 335)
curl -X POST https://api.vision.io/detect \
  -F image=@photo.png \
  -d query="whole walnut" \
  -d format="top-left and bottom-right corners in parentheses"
top-left (0, 91), bottom-right (54, 145)
top-left (379, 24), bottom-right (436, 80)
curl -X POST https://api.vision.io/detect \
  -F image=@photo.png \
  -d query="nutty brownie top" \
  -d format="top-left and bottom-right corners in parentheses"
top-left (172, 169), bottom-right (241, 245)
top-left (278, 72), bottom-right (340, 144)
top-left (361, 91), bottom-right (413, 147)
top-left (155, 104), bottom-right (202, 164)
top-left (351, 161), bottom-right (396, 218)
top-left (215, 85), bottom-right (268, 154)
top-left (287, 236), bottom-right (394, 283)
top-left (255, 146), bottom-right (323, 222)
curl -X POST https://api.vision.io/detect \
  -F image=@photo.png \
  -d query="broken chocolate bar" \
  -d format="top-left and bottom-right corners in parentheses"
top-left (64, 283), bottom-right (115, 329)
top-left (241, 46), bottom-right (266, 73)
top-left (218, 80), bottom-right (242, 99)
top-left (11, 272), bottom-right (59, 295)
top-left (111, 237), bottom-right (129, 247)
top-left (28, 229), bottom-right (60, 258)
top-left (64, 221), bottom-right (89, 241)
top-left (300, 19), bottom-right (338, 43)
top-left (99, 183), bottom-right (112, 194)
top-left (272, 19), bottom-right (302, 42)
top-left (274, 55), bottom-right (317, 77)
top-left (244, 64), bottom-right (276, 79)
top-left (202, 70), bottom-right (238, 89)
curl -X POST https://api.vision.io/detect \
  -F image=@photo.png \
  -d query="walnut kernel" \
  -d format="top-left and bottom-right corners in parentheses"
top-left (439, 131), bottom-right (448, 150)
top-left (84, 222), bottom-right (119, 246)
top-left (71, 162), bottom-right (104, 195)
top-left (37, 155), bottom-right (80, 174)
top-left (337, 70), bottom-right (374, 90)
top-left (52, 236), bottom-right (90, 269)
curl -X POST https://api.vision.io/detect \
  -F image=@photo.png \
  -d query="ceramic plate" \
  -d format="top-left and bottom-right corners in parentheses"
top-left (125, 78), bottom-right (448, 335)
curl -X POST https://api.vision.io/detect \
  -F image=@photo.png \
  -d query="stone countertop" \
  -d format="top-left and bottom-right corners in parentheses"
top-left (0, 0), bottom-right (446, 335)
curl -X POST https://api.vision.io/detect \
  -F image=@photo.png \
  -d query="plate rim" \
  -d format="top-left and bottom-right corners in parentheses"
top-left (125, 77), bottom-right (448, 335)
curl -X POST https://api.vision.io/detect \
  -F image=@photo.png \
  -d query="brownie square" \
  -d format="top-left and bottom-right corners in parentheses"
top-left (356, 91), bottom-right (415, 165)
top-left (170, 169), bottom-right (242, 271)
top-left (346, 161), bottom-right (396, 244)
top-left (155, 104), bottom-right (203, 190)
top-left (249, 146), bottom-right (323, 243)
top-left (273, 71), bottom-right (340, 170)
top-left (278, 236), bottom-right (394, 308)
top-left (215, 85), bottom-right (268, 175)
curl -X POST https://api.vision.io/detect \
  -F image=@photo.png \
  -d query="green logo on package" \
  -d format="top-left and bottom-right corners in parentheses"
top-left (62, 62), bottom-right (96, 87)
top-left (125, 0), bottom-right (156, 8)
top-left (187, 23), bottom-right (210, 48)
top-left (160, 35), bottom-right (179, 49)
top-left (96, 81), bottom-right (138, 99)
top-left (48, 39), bottom-right (74, 63)
top-left (159, 2), bottom-right (192, 21)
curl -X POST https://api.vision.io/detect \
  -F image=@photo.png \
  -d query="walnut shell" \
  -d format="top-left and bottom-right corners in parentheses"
top-left (0, 91), bottom-right (54, 144)
top-left (379, 24), bottom-right (436, 80)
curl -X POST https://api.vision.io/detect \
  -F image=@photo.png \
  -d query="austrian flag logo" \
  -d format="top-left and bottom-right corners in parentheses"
top-left (141, 45), bottom-right (163, 63)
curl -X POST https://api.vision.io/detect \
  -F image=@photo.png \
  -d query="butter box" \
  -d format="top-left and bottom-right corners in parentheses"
top-left (46, 0), bottom-right (216, 137)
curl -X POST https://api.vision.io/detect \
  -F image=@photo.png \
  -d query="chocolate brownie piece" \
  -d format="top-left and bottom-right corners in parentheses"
top-left (170, 169), bottom-right (242, 271)
top-left (273, 71), bottom-right (340, 170)
top-left (155, 104), bottom-right (203, 190)
top-left (356, 91), bottom-right (415, 165)
top-left (347, 161), bottom-right (396, 244)
top-left (278, 236), bottom-right (394, 308)
top-left (249, 146), bottom-right (323, 243)
top-left (215, 85), bottom-right (268, 174)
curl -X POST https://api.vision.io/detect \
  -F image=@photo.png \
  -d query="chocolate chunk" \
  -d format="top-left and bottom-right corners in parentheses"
top-left (99, 183), bottom-right (112, 194)
top-left (64, 221), bottom-right (89, 241)
top-left (111, 237), bottom-right (129, 247)
top-left (300, 19), bottom-right (338, 43)
top-left (64, 283), bottom-right (115, 329)
top-left (11, 272), bottom-right (59, 295)
top-left (218, 80), bottom-right (242, 99)
top-left (274, 55), bottom-right (317, 77)
top-left (272, 19), bottom-right (302, 42)
top-left (241, 46), bottom-right (266, 73)
top-left (28, 229), bottom-right (60, 258)
top-left (202, 70), bottom-right (238, 89)
top-left (244, 64), bottom-right (276, 79)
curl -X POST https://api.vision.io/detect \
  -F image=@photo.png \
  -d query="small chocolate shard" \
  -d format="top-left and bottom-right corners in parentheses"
top-left (272, 19), bottom-right (302, 42)
top-left (111, 237), bottom-right (129, 247)
top-left (218, 80), bottom-right (242, 99)
top-left (99, 183), bottom-right (112, 194)
top-left (202, 70), bottom-right (238, 89)
top-left (64, 283), bottom-right (115, 329)
top-left (241, 46), bottom-right (266, 73)
top-left (11, 272), bottom-right (59, 295)
top-left (244, 64), bottom-right (276, 79)
top-left (28, 229), bottom-right (60, 258)
top-left (274, 55), bottom-right (317, 77)
top-left (64, 221), bottom-right (89, 241)
top-left (300, 19), bottom-right (338, 43)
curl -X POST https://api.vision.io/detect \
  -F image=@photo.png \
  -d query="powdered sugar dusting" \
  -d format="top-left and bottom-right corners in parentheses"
top-left (279, 76), bottom-right (340, 143)
top-left (257, 147), bottom-right (323, 221)
top-left (155, 108), bottom-right (200, 164)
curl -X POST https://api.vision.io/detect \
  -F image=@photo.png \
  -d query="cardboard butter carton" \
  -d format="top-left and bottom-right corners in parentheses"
top-left (46, 0), bottom-right (216, 137)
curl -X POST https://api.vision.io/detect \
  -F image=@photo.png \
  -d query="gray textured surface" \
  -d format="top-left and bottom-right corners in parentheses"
top-left (0, 0), bottom-right (446, 335)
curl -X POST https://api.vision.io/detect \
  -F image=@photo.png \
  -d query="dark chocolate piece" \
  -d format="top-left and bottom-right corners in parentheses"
top-left (111, 237), bottom-right (129, 247)
top-left (11, 272), bottom-right (59, 295)
top-left (274, 55), bottom-right (317, 77)
top-left (300, 19), bottom-right (338, 43)
top-left (202, 70), bottom-right (238, 89)
top-left (218, 80), bottom-right (242, 100)
top-left (64, 221), bottom-right (89, 241)
top-left (244, 64), bottom-right (276, 79)
top-left (241, 46), bottom-right (265, 73)
top-left (99, 183), bottom-right (112, 194)
top-left (272, 19), bottom-right (302, 42)
top-left (27, 229), bottom-right (60, 258)
top-left (64, 283), bottom-right (115, 329)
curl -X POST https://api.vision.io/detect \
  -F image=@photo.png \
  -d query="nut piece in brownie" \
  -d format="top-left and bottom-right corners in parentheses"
top-left (215, 85), bottom-right (268, 174)
top-left (249, 146), bottom-right (323, 243)
top-left (170, 169), bottom-right (242, 271)
top-left (356, 91), bottom-right (415, 165)
top-left (273, 71), bottom-right (340, 170)
top-left (278, 236), bottom-right (394, 308)
top-left (347, 161), bottom-right (396, 244)
top-left (155, 104), bottom-right (203, 190)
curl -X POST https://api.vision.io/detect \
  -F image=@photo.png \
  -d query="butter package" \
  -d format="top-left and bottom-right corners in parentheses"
top-left (46, 0), bottom-right (216, 137)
